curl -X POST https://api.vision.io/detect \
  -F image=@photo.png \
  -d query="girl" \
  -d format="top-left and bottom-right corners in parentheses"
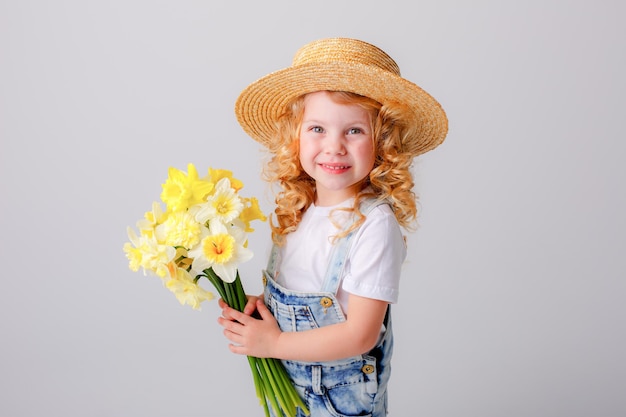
top-left (218, 38), bottom-right (448, 416)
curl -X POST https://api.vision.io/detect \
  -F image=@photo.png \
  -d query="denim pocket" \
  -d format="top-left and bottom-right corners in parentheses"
top-left (320, 381), bottom-right (375, 417)
top-left (315, 358), bottom-right (379, 417)
top-left (269, 301), bottom-right (320, 333)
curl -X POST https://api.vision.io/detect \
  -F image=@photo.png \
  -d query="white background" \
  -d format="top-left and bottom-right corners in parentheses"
top-left (1, 1), bottom-right (624, 416)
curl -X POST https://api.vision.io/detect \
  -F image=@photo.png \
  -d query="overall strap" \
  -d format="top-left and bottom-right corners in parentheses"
top-left (320, 198), bottom-right (387, 294)
top-left (265, 242), bottom-right (280, 278)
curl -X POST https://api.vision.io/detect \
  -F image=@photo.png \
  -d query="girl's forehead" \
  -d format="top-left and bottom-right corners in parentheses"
top-left (302, 92), bottom-right (372, 122)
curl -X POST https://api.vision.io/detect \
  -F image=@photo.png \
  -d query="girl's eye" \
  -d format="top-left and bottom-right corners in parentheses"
top-left (348, 127), bottom-right (362, 135)
top-left (311, 126), bottom-right (324, 133)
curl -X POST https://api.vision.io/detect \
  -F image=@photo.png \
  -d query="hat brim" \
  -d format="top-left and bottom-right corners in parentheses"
top-left (235, 62), bottom-right (448, 157)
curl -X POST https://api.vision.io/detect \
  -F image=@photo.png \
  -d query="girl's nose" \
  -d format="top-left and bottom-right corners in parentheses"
top-left (324, 134), bottom-right (347, 155)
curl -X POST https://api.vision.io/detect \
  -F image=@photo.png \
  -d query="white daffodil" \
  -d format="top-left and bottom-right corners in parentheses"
top-left (188, 219), bottom-right (252, 283)
top-left (124, 227), bottom-right (176, 278)
top-left (165, 266), bottom-right (214, 310)
top-left (136, 201), bottom-right (166, 238)
top-left (195, 178), bottom-right (244, 225)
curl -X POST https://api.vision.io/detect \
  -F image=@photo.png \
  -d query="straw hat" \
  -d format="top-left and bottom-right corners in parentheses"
top-left (235, 37), bottom-right (448, 156)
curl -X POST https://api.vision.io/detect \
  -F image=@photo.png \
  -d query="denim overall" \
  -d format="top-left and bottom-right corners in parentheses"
top-left (263, 200), bottom-right (393, 417)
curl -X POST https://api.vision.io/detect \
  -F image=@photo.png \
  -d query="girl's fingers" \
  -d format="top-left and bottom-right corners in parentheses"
top-left (256, 299), bottom-right (273, 321)
top-left (221, 305), bottom-right (252, 325)
top-left (218, 316), bottom-right (243, 336)
top-left (228, 343), bottom-right (246, 355)
top-left (243, 296), bottom-right (259, 315)
top-left (221, 295), bottom-right (260, 317)
top-left (220, 303), bottom-right (236, 320)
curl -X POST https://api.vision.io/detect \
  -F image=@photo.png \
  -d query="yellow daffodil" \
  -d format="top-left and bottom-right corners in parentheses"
top-left (136, 201), bottom-right (166, 239)
top-left (123, 241), bottom-right (143, 272)
top-left (165, 265), bottom-right (214, 310)
top-left (188, 219), bottom-right (252, 283)
top-left (208, 167), bottom-right (243, 191)
top-left (124, 227), bottom-right (176, 277)
top-left (155, 210), bottom-right (204, 249)
top-left (240, 197), bottom-right (267, 232)
top-left (161, 163), bottom-right (213, 212)
top-left (195, 178), bottom-right (243, 225)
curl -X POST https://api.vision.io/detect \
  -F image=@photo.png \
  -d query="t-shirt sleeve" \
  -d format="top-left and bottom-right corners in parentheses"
top-left (341, 205), bottom-right (407, 303)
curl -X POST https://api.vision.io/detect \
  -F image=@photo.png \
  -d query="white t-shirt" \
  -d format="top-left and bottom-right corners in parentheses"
top-left (275, 199), bottom-right (407, 314)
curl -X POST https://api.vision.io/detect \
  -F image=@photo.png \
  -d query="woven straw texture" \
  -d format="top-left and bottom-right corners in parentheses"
top-left (235, 38), bottom-right (448, 157)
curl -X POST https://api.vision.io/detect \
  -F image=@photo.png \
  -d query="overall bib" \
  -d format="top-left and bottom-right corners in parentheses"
top-left (262, 200), bottom-right (393, 417)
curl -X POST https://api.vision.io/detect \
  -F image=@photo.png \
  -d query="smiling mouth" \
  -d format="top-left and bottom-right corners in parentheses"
top-left (321, 164), bottom-right (350, 170)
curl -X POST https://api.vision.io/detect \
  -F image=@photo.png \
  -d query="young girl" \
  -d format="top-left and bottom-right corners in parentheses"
top-left (218, 38), bottom-right (448, 416)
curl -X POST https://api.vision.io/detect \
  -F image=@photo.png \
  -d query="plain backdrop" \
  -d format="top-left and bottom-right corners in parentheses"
top-left (1, 1), bottom-right (624, 416)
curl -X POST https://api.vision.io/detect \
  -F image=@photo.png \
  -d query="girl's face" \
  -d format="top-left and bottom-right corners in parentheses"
top-left (299, 91), bottom-right (375, 207)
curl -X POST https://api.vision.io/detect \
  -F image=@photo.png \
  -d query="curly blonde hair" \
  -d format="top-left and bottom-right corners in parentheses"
top-left (263, 91), bottom-right (420, 245)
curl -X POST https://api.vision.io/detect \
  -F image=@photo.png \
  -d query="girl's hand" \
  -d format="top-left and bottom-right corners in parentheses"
top-left (218, 294), bottom-right (260, 320)
top-left (217, 299), bottom-right (281, 358)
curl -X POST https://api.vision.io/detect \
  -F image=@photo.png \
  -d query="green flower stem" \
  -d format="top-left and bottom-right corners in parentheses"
top-left (264, 358), bottom-right (291, 412)
top-left (256, 357), bottom-right (287, 416)
top-left (248, 357), bottom-right (270, 417)
top-left (265, 357), bottom-right (300, 416)
top-left (269, 357), bottom-right (308, 414)
top-left (225, 281), bottom-right (238, 310)
top-left (203, 269), bottom-right (227, 301)
top-left (203, 267), bottom-right (309, 417)
top-left (247, 356), bottom-right (264, 403)
top-left (234, 272), bottom-right (248, 312)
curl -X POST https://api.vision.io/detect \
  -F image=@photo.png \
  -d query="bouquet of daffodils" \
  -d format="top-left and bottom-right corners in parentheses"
top-left (123, 163), bottom-right (308, 417)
